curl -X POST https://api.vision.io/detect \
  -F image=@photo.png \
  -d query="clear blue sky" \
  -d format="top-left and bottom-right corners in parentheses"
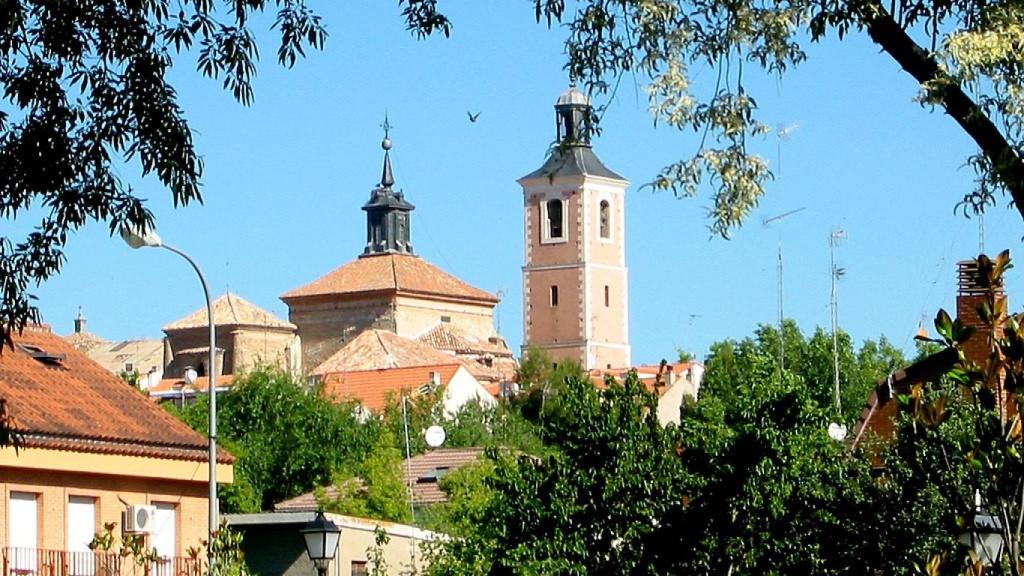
top-left (33, 2), bottom-right (1023, 364)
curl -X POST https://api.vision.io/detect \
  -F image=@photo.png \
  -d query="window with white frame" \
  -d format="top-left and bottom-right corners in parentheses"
top-left (151, 503), bottom-right (177, 561)
top-left (599, 200), bottom-right (611, 239)
top-left (542, 198), bottom-right (566, 242)
top-left (67, 496), bottom-right (97, 576)
top-left (9, 492), bottom-right (39, 573)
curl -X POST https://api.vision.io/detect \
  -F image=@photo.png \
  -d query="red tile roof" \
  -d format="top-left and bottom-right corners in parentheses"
top-left (322, 364), bottom-right (462, 412)
top-left (164, 292), bottom-right (295, 331)
top-left (588, 361), bottom-right (700, 397)
top-left (404, 448), bottom-right (484, 505)
top-left (312, 329), bottom-right (459, 375)
top-left (280, 253), bottom-right (498, 304)
top-left (0, 326), bottom-right (231, 463)
top-left (150, 375), bottom-right (236, 395)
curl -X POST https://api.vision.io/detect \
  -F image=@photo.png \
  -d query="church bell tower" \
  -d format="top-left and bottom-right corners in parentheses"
top-left (518, 84), bottom-right (631, 370)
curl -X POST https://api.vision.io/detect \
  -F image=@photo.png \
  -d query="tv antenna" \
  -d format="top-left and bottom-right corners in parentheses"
top-left (495, 287), bottom-right (506, 334)
top-left (776, 122), bottom-right (801, 175)
top-left (762, 207), bottom-right (807, 374)
top-left (829, 229), bottom-right (848, 413)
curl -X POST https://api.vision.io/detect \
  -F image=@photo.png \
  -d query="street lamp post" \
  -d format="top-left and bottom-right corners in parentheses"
top-left (959, 491), bottom-right (1006, 568)
top-left (121, 227), bottom-right (218, 570)
top-left (301, 511), bottom-right (341, 576)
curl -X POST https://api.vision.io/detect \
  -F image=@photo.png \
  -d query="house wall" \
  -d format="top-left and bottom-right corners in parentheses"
top-left (656, 364), bottom-right (704, 426)
top-left (0, 465), bottom-right (208, 557)
top-left (162, 326), bottom-right (234, 378)
top-left (524, 188), bottom-right (582, 267)
top-left (287, 297), bottom-right (395, 373)
top-left (232, 513), bottom-right (436, 576)
top-left (392, 296), bottom-right (496, 342)
top-left (524, 268), bottom-right (582, 348)
top-left (442, 367), bottom-right (497, 416)
top-left (230, 329), bottom-right (298, 374)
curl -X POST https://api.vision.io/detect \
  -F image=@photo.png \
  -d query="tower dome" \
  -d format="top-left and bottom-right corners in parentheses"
top-left (556, 84), bottom-right (589, 107)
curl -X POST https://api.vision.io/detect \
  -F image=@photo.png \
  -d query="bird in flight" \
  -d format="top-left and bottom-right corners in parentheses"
top-left (467, 111), bottom-right (481, 123)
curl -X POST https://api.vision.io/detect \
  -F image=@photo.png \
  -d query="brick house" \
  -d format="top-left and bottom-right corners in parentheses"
top-left (851, 258), bottom-right (1006, 452)
top-left (0, 325), bottom-right (233, 576)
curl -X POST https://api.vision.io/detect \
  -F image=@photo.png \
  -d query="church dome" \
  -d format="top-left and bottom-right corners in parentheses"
top-left (556, 85), bottom-right (589, 106)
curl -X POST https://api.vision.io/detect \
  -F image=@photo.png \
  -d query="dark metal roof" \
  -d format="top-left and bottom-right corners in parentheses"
top-left (519, 146), bottom-right (627, 183)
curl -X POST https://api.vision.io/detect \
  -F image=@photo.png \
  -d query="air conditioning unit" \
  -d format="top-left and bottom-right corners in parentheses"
top-left (123, 505), bottom-right (157, 534)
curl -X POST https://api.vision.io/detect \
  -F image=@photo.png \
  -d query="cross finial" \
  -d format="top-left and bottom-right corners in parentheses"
top-left (379, 114), bottom-right (395, 187)
top-left (381, 114), bottom-right (393, 150)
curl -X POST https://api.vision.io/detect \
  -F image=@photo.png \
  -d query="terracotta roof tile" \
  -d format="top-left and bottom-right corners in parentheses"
top-left (164, 292), bottom-right (295, 331)
top-left (404, 448), bottom-right (484, 505)
top-left (274, 479), bottom-right (365, 512)
top-left (70, 338), bottom-right (165, 376)
top-left (322, 364), bottom-right (462, 412)
top-left (275, 449), bottom-right (483, 510)
top-left (588, 361), bottom-right (701, 397)
top-left (312, 329), bottom-right (459, 375)
top-left (418, 323), bottom-right (512, 356)
top-left (281, 253), bottom-right (498, 304)
top-left (0, 326), bottom-right (231, 463)
top-left (65, 331), bottom-right (111, 355)
top-left (150, 375), bottom-right (236, 395)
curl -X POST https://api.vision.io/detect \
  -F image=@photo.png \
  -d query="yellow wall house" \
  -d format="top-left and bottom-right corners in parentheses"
top-left (0, 325), bottom-right (233, 576)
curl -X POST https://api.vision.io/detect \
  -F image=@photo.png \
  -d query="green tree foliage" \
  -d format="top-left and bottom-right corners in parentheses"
top-left (420, 459), bottom-right (496, 539)
top-left (703, 319), bottom-right (905, 425)
top-left (677, 368), bottom-right (873, 574)
top-left (429, 373), bottom-right (688, 575)
top-left (510, 348), bottom-right (588, 425)
top-left (317, 430), bottom-right (412, 523)
top-left (429, 341), bottom-right (882, 574)
top-left (380, 388), bottom-right (545, 458)
top-left (175, 368), bottom-right (375, 512)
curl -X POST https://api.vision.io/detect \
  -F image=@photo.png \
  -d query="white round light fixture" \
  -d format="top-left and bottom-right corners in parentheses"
top-left (425, 425), bottom-right (446, 449)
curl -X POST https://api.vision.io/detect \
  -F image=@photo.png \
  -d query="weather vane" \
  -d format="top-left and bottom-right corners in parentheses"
top-left (381, 114), bottom-right (393, 151)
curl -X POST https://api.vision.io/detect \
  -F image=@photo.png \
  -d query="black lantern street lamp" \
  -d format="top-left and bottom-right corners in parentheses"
top-left (959, 491), bottom-right (1006, 568)
top-left (301, 511), bottom-right (341, 576)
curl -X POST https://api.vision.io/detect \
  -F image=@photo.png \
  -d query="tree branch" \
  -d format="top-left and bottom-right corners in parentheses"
top-left (863, 6), bottom-right (1024, 221)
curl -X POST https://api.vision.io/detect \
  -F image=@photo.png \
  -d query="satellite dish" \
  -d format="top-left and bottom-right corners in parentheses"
top-left (183, 367), bottom-right (198, 386)
top-left (827, 422), bottom-right (848, 441)
top-left (425, 425), bottom-right (446, 449)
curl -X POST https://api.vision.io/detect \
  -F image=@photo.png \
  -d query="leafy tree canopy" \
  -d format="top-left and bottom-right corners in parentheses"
top-left (703, 319), bottom-right (905, 425)
top-left (172, 367), bottom-right (376, 512)
top-left (428, 373), bottom-right (688, 575)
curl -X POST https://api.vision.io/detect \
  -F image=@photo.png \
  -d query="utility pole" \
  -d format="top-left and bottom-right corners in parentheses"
top-left (762, 207), bottom-right (806, 376)
top-left (829, 229), bottom-right (847, 413)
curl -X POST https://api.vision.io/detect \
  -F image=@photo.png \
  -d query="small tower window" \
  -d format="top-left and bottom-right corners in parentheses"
top-left (546, 199), bottom-right (564, 240)
top-left (599, 200), bottom-right (610, 239)
top-left (550, 285), bottom-right (559, 307)
top-left (604, 285), bottom-right (610, 307)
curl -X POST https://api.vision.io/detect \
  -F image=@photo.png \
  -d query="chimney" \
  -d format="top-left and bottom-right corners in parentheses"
top-left (74, 307), bottom-right (86, 334)
top-left (956, 257), bottom-right (1007, 366)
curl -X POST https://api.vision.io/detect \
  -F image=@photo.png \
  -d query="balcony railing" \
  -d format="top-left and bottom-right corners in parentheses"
top-left (2, 548), bottom-right (200, 576)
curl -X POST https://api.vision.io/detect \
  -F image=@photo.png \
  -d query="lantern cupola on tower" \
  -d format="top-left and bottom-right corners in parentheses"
top-left (555, 83), bottom-right (592, 146)
top-left (362, 119), bottom-right (414, 257)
